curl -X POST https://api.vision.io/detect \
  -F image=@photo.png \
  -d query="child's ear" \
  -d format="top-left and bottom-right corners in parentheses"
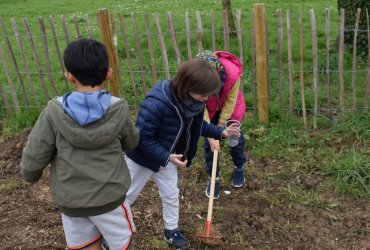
top-left (105, 68), bottom-right (113, 80)
top-left (64, 72), bottom-right (76, 83)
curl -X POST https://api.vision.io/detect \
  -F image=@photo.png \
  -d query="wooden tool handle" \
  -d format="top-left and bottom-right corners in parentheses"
top-left (206, 148), bottom-right (218, 221)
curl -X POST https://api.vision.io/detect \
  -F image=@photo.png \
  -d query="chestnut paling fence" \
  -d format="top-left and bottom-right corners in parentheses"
top-left (0, 4), bottom-right (369, 128)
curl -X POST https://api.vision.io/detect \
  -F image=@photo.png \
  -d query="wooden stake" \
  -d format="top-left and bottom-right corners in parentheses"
top-left (0, 43), bottom-right (20, 113)
top-left (366, 9), bottom-right (370, 111)
top-left (276, 9), bottom-right (283, 111)
top-left (144, 13), bottom-right (158, 84)
top-left (325, 8), bottom-right (332, 118)
top-left (167, 12), bottom-right (182, 66)
top-left (0, 17), bottom-right (29, 108)
top-left (153, 12), bottom-right (170, 79)
top-left (48, 16), bottom-right (68, 90)
top-left (131, 12), bottom-right (147, 95)
top-left (338, 9), bottom-right (345, 112)
top-left (253, 4), bottom-right (269, 124)
top-left (310, 9), bottom-right (319, 129)
top-left (286, 10), bottom-right (294, 115)
top-left (299, 10), bottom-right (307, 129)
top-left (98, 8), bottom-right (118, 97)
top-left (196, 11), bottom-right (203, 53)
top-left (185, 12), bottom-right (192, 59)
top-left (351, 8), bottom-right (361, 110)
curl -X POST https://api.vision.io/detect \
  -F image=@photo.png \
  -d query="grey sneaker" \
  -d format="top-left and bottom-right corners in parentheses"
top-left (164, 228), bottom-right (190, 250)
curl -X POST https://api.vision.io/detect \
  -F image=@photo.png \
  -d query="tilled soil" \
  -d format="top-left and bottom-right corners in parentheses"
top-left (0, 130), bottom-right (368, 249)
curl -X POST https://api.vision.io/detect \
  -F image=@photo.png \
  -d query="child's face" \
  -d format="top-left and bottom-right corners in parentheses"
top-left (189, 92), bottom-right (211, 102)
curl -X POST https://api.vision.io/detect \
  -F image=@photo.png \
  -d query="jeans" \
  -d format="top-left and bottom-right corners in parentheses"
top-left (204, 112), bottom-right (247, 177)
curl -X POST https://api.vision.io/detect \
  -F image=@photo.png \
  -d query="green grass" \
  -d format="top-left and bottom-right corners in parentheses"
top-left (147, 238), bottom-right (168, 249)
top-left (326, 148), bottom-right (370, 198)
top-left (1, 179), bottom-right (23, 192)
top-left (1, 108), bottom-right (39, 135)
top-left (237, 111), bottom-right (369, 198)
top-left (280, 184), bottom-right (324, 207)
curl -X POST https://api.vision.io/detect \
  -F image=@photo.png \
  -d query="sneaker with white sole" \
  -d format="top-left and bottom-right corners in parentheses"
top-left (231, 167), bottom-right (245, 188)
top-left (164, 228), bottom-right (190, 250)
top-left (101, 238), bottom-right (109, 250)
top-left (205, 176), bottom-right (220, 199)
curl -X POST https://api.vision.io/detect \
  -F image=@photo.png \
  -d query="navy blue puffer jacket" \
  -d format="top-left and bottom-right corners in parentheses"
top-left (126, 80), bottom-right (224, 172)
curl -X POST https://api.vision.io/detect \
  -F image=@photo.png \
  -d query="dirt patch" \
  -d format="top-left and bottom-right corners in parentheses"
top-left (0, 131), bottom-right (368, 249)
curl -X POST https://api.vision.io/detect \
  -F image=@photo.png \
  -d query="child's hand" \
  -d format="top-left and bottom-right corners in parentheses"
top-left (222, 123), bottom-right (240, 138)
top-left (169, 154), bottom-right (188, 168)
top-left (207, 138), bottom-right (220, 152)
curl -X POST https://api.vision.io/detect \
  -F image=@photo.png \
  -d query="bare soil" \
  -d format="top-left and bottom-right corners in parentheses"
top-left (0, 130), bottom-right (369, 249)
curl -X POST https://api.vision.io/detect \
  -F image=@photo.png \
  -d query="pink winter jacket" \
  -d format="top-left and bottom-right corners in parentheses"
top-left (205, 51), bottom-right (246, 122)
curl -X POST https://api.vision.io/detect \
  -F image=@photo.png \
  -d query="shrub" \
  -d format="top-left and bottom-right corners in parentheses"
top-left (337, 0), bottom-right (370, 57)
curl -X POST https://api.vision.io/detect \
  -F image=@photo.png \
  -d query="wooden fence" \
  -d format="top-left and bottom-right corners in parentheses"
top-left (0, 4), bottom-right (369, 128)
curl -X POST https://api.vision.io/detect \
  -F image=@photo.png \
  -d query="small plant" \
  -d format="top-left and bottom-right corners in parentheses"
top-left (280, 184), bottom-right (324, 207)
top-left (1, 180), bottom-right (23, 192)
top-left (325, 148), bottom-right (370, 198)
top-left (147, 238), bottom-right (168, 248)
top-left (0, 160), bottom-right (5, 177)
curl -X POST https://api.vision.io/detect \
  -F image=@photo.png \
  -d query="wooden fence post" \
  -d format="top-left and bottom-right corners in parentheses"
top-left (98, 8), bottom-right (118, 97)
top-left (286, 10), bottom-right (294, 115)
top-left (366, 9), bottom-right (370, 111)
top-left (253, 4), bottom-right (269, 124)
top-left (276, 9), bottom-right (283, 112)
top-left (310, 9), bottom-right (318, 130)
top-left (299, 10), bottom-right (307, 129)
top-left (338, 8), bottom-right (345, 112)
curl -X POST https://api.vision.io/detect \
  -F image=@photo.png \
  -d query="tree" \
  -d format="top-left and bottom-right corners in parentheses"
top-left (337, 0), bottom-right (370, 56)
top-left (222, 0), bottom-right (236, 33)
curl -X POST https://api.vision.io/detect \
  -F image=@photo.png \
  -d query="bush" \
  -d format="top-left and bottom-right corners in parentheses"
top-left (337, 0), bottom-right (370, 57)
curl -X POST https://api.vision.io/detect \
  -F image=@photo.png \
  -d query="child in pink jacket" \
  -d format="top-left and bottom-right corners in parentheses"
top-left (197, 50), bottom-right (247, 199)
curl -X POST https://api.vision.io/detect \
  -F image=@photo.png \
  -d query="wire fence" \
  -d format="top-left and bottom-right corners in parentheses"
top-left (0, 5), bottom-right (369, 128)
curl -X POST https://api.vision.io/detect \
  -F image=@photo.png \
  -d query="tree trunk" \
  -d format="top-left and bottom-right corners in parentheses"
top-left (222, 0), bottom-right (236, 33)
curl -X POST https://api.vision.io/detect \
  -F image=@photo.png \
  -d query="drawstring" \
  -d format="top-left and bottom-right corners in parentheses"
top-left (216, 95), bottom-right (220, 111)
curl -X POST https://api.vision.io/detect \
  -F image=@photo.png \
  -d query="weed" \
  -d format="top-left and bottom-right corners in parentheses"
top-left (280, 184), bottom-right (324, 207)
top-left (1, 180), bottom-right (23, 192)
top-left (230, 232), bottom-right (244, 244)
top-left (255, 190), bottom-right (281, 206)
top-left (147, 238), bottom-right (167, 249)
top-left (325, 148), bottom-right (370, 198)
top-left (0, 161), bottom-right (4, 177)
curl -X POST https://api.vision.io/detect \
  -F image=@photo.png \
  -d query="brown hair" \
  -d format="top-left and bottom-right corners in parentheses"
top-left (171, 59), bottom-right (221, 101)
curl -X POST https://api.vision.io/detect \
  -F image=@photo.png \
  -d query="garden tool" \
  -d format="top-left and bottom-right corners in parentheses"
top-left (195, 148), bottom-right (221, 240)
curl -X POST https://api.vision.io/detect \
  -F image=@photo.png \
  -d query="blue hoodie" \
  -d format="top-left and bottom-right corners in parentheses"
top-left (62, 90), bottom-right (112, 126)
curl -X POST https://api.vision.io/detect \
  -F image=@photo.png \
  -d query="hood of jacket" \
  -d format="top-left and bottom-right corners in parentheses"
top-left (48, 98), bottom-right (128, 150)
top-left (62, 90), bottom-right (112, 127)
top-left (214, 51), bottom-right (243, 94)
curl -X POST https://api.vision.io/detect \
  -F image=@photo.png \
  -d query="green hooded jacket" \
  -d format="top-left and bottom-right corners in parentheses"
top-left (20, 97), bottom-right (139, 217)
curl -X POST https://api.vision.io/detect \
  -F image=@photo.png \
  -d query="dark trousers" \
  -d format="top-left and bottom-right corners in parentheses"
top-left (204, 112), bottom-right (247, 177)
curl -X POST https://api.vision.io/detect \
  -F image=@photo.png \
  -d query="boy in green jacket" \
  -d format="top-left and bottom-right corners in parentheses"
top-left (20, 38), bottom-right (139, 250)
